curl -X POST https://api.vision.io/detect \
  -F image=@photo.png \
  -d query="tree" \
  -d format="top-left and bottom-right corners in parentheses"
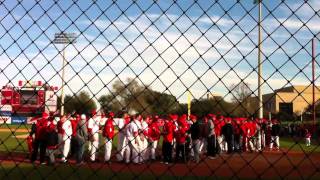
top-left (64, 91), bottom-right (97, 115)
top-left (143, 90), bottom-right (180, 115)
top-left (98, 94), bottom-right (123, 114)
top-left (111, 78), bottom-right (146, 114)
top-left (191, 97), bottom-right (233, 117)
top-left (99, 78), bottom-right (181, 116)
top-left (230, 82), bottom-right (254, 117)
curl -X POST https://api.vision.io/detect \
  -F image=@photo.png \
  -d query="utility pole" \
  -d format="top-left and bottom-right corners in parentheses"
top-left (53, 32), bottom-right (77, 116)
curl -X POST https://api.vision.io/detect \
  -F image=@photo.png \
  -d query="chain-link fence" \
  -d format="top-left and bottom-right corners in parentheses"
top-left (1, 0), bottom-right (320, 179)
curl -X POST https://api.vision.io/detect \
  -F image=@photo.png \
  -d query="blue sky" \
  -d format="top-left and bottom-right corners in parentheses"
top-left (1, 0), bottom-right (320, 103)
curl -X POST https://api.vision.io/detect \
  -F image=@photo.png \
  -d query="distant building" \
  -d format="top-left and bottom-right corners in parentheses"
top-left (262, 86), bottom-right (320, 115)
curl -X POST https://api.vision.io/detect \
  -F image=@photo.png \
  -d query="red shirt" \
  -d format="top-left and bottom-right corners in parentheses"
top-left (241, 122), bottom-right (248, 137)
top-left (148, 122), bottom-right (161, 141)
top-left (103, 118), bottom-right (114, 139)
top-left (71, 118), bottom-right (79, 137)
top-left (214, 120), bottom-right (224, 136)
top-left (35, 118), bottom-right (48, 140)
top-left (163, 121), bottom-right (175, 143)
top-left (57, 120), bottom-right (64, 135)
top-left (175, 123), bottom-right (189, 144)
top-left (248, 122), bottom-right (257, 137)
top-left (306, 132), bottom-right (311, 138)
top-left (233, 123), bottom-right (241, 135)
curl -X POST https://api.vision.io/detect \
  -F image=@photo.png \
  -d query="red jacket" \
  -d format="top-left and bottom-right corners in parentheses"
top-left (57, 120), bottom-right (64, 135)
top-left (233, 124), bottom-right (241, 135)
top-left (175, 123), bottom-right (189, 144)
top-left (71, 118), bottom-right (79, 137)
top-left (248, 122), bottom-right (257, 137)
top-left (306, 132), bottom-right (311, 138)
top-left (163, 121), bottom-right (175, 143)
top-left (214, 120), bottom-right (224, 136)
top-left (241, 122), bottom-right (248, 137)
top-left (35, 118), bottom-right (48, 140)
top-left (148, 122), bottom-right (161, 141)
top-left (103, 118), bottom-right (114, 139)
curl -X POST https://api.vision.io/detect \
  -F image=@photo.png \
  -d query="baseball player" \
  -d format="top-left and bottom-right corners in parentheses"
top-left (31, 112), bottom-right (49, 164)
top-left (270, 119), bottom-right (280, 151)
top-left (139, 117), bottom-right (149, 163)
top-left (162, 116), bottom-right (176, 164)
top-left (174, 115), bottom-right (189, 163)
top-left (87, 110), bottom-right (101, 162)
top-left (103, 112), bottom-right (115, 163)
top-left (125, 115), bottom-right (140, 164)
top-left (61, 115), bottom-right (73, 163)
top-left (114, 114), bottom-right (130, 162)
top-left (148, 116), bottom-right (161, 161)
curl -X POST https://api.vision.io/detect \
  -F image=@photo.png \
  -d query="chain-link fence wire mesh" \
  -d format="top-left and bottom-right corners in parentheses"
top-left (1, 0), bottom-right (320, 179)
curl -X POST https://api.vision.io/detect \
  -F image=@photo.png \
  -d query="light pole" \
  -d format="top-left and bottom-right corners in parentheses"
top-left (312, 38), bottom-right (316, 132)
top-left (257, 0), bottom-right (263, 120)
top-left (53, 32), bottom-right (77, 116)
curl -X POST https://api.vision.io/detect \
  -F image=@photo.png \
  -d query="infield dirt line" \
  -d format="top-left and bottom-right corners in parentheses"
top-left (0, 128), bottom-right (29, 133)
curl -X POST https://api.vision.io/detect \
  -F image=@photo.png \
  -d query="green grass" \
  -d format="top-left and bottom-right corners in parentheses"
top-left (0, 124), bottom-right (31, 129)
top-left (0, 131), bottom-right (29, 153)
top-left (280, 137), bottom-right (320, 153)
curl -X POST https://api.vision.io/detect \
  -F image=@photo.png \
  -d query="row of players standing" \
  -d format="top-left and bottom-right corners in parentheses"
top-left (29, 111), bottom-right (281, 165)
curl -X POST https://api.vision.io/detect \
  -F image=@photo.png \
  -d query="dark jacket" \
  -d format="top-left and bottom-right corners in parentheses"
top-left (76, 119), bottom-right (88, 143)
top-left (222, 123), bottom-right (234, 140)
top-left (46, 130), bottom-right (58, 149)
top-left (190, 121), bottom-right (201, 140)
top-left (30, 123), bottom-right (37, 136)
top-left (271, 124), bottom-right (281, 136)
top-left (200, 121), bottom-right (210, 138)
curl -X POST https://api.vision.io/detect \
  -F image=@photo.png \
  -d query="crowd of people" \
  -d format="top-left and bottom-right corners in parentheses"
top-left (28, 111), bottom-right (283, 166)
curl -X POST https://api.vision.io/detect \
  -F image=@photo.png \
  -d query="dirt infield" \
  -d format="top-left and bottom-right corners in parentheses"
top-left (1, 151), bottom-right (320, 179)
top-left (0, 128), bottom-right (29, 133)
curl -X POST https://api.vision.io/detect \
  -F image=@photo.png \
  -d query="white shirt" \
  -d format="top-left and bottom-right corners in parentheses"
top-left (141, 120), bottom-right (148, 132)
top-left (133, 119), bottom-right (142, 130)
top-left (100, 117), bottom-right (108, 126)
top-left (88, 116), bottom-right (101, 134)
top-left (62, 119), bottom-right (72, 140)
top-left (126, 121), bottom-right (138, 141)
top-left (114, 118), bottom-right (125, 129)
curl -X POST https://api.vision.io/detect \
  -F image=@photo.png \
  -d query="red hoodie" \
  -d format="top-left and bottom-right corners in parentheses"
top-left (175, 122), bottom-right (189, 144)
top-left (148, 121), bottom-right (161, 141)
top-left (163, 120), bottom-right (175, 143)
top-left (103, 118), bottom-right (114, 139)
top-left (35, 118), bottom-right (48, 140)
top-left (71, 117), bottom-right (79, 137)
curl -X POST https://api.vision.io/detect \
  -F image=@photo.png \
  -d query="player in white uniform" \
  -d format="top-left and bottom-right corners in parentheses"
top-left (61, 115), bottom-right (73, 162)
top-left (114, 114), bottom-right (130, 162)
top-left (125, 116), bottom-right (140, 163)
top-left (139, 118), bottom-right (149, 163)
top-left (87, 111), bottom-right (101, 162)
